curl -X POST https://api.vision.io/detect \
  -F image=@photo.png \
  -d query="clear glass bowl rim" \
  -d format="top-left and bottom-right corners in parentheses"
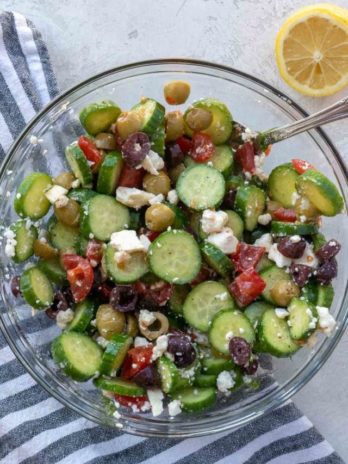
top-left (0, 58), bottom-right (347, 438)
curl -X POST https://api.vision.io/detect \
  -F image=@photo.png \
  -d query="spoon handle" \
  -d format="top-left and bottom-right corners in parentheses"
top-left (260, 96), bottom-right (348, 146)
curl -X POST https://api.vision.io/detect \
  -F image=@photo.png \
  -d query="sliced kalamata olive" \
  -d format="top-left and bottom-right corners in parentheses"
top-left (315, 239), bottom-right (341, 262)
top-left (165, 143), bottom-right (184, 168)
top-left (222, 189), bottom-right (237, 209)
top-left (109, 285), bottom-right (138, 312)
top-left (132, 364), bottom-right (160, 387)
top-left (45, 290), bottom-right (70, 319)
top-left (121, 132), bottom-right (150, 167)
top-left (290, 263), bottom-right (313, 287)
top-left (229, 337), bottom-right (251, 366)
top-left (167, 333), bottom-right (196, 368)
top-left (243, 357), bottom-right (259, 375)
top-left (316, 258), bottom-right (337, 285)
top-left (277, 236), bottom-right (306, 259)
top-left (10, 276), bottom-right (21, 297)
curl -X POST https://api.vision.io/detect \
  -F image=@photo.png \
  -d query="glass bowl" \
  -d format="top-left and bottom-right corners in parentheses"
top-left (0, 59), bottom-right (347, 438)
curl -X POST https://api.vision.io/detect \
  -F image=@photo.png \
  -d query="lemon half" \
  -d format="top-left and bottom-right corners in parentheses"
top-left (275, 3), bottom-right (348, 97)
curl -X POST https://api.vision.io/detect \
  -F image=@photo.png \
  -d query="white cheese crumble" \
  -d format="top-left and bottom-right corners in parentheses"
top-left (139, 234), bottom-right (152, 251)
top-left (290, 235), bottom-right (301, 243)
top-left (275, 308), bottom-right (289, 319)
top-left (114, 251), bottom-right (131, 265)
top-left (134, 336), bottom-right (152, 347)
top-left (149, 193), bottom-right (165, 205)
top-left (207, 227), bottom-right (238, 254)
top-left (241, 127), bottom-right (256, 142)
top-left (147, 388), bottom-right (164, 417)
top-left (254, 233), bottom-right (273, 252)
top-left (257, 213), bottom-right (272, 226)
top-left (151, 335), bottom-right (168, 361)
top-left (215, 292), bottom-right (229, 301)
top-left (44, 185), bottom-right (68, 204)
top-left (116, 187), bottom-right (155, 209)
top-left (268, 243), bottom-right (292, 268)
top-left (56, 308), bottom-right (74, 329)
top-left (96, 336), bottom-right (109, 348)
top-left (167, 189), bottom-right (179, 205)
top-left (216, 371), bottom-right (235, 394)
top-left (317, 306), bottom-right (336, 335)
top-left (141, 150), bottom-right (165, 175)
top-left (110, 230), bottom-right (145, 253)
top-left (71, 179), bottom-right (80, 188)
top-left (291, 191), bottom-right (301, 206)
top-left (293, 243), bottom-right (319, 269)
top-left (201, 209), bottom-right (228, 234)
top-left (168, 399), bottom-right (182, 417)
top-left (4, 228), bottom-right (17, 258)
top-left (139, 310), bottom-right (156, 331)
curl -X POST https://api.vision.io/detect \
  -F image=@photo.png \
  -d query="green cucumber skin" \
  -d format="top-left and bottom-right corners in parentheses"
top-left (201, 357), bottom-right (234, 375)
top-left (38, 258), bottom-right (67, 284)
top-left (65, 143), bottom-right (93, 187)
top-left (93, 377), bottom-right (145, 396)
top-left (200, 241), bottom-right (233, 277)
top-left (225, 210), bottom-right (244, 240)
top-left (100, 335), bottom-right (132, 375)
top-left (105, 244), bottom-right (148, 283)
top-left (151, 124), bottom-right (165, 156)
top-left (131, 98), bottom-right (165, 135)
top-left (268, 163), bottom-right (299, 208)
top-left (68, 188), bottom-right (97, 203)
top-left (11, 220), bottom-right (38, 263)
top-left (169, 285), bottom-right (191, 315)
top-left (171, 387), bottom-right (217, 412)
top-left (14, 173), bottom-right (52, 220)
top-left (271, 221), bottom-right (318, 236)
top-left (79, 100), bottom-right (121, 136)
top-left (48, 218), bottom-right (79, 250)
top-left (96, 151), bottom-right (124, 195)
top-left (67, 299), bottom-right (96, 333)
top-left (235, 185), bottom-right (266, 232)
top-left (194, 374), bottom-right (217, 388)
top-left (288, 298), bottom-right (318, 341)
top-left (20, 267), bottom-right (53, 309)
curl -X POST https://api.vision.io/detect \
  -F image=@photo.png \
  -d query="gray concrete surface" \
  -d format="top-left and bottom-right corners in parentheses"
top-left (1, 0), bottom-right (347, 460)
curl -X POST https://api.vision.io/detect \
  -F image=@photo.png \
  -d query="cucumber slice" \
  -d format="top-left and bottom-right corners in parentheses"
top-left (189, 212), bottom-right (207, 240)
top-left (288, 298), bottom-right (318, 340)
top-left (94, 376), bottom-right (145, 396)
top-left (105, 244), bottom-right (148, 283)
top-left (194, 374), bottom-right (217, 388)
top-left (244, 301), bottom-right (274, 330)
top-left (52, 332), bottom-right (103, 381)
top-left (14, 173), bottom-right (52, 219)
top-left (184, 98), bottom-right (233, 144)
top-left (296, 169), bottom-right (343, 217)
top-left (158, 356), bottom-right (188, 393)
top-left (235, 185), bottom-right (266, 231)
top-left (226, 175), bottom-right (244, 190)
top-left (96, 151), bottom-right (124, 195)
top-left (81, 194), bottom-right (130, 241)
top-left (169, 285), bottom-right (191, 315)
top-left (302, 282), bottom-right (334, 307)
top-left (257, 309), bottom-right (299, 357)
top-left (209, 310), bottom-right (255, 354)
top-left (183, 281), bottom-right (234, 332)
top-left (79, 100), bottom-right (121, 136)
top-left (67, 299), bottom-right (95, 333)
top-left (225, 210), bottom-right (244, 240)
top-left (149, 230), bottom-right (201, 284)
top-left (210, 145), bottom-right (234, 177)
top-left (201, 357), bottom-right (234, 375)
top-left (38, 258), bottom-right (66, 284)
top-left (312, 232), bottom-right (327, 252)
top-left (255, 255), bottom-right (273, 273)
top-left (20, 266), bottom-right (53, 309)
top-left (77, 236), bottom-right (89, 257)
top-left (177, 165), bottom-right (225, 211)
top-left (167, 204), bottom-right (187, 229)
top-left (171, 387), bottom-right (216, 412)
top-left (10, 220), bottom-right (38, 263)
top-left (268, 163), bottom-right (299, 208)
top-left (131, 98), bottom-right (165, 135)
top-left (48, 219), bottom-right (79, 250)
top-left (271, 221), bottom-right (318, 236)
top-left (200, 241), bottom-right (233, 277)
top-left (65, 143), bottom-right (93, 187)
top-left (100, 334), bottom-right (133, 375)
top-left (151, 123), bottom-right (165, 156)
top-left (68, 188), bottom-right (97, 203)
top-left (260, 265), bottom-right (293, 305)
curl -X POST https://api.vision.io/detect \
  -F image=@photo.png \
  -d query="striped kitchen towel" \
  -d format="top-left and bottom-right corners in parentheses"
top-left (0, 10), bottom-right (344, 464)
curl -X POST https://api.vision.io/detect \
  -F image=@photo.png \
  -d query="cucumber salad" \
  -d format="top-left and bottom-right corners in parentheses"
top-left (5, 80), bottom-right (344, 420)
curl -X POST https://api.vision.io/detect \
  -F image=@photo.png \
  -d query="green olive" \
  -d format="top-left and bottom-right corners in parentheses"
top-left (143, 171), bottom-right (171, 195)
top-left (126, 314), bottom-right (139, 337)
top-left (96, 304), bottom-right (126, 340)
top-left (53, 172), bottom-right (75, 189)
top-left (165, 111), bottom-right (184, 141)
top-left (116, 111), bottom-right (142, 140)
top-left (145, 204), bottom-right (175, 231)
top-left (270, 280), bottom-right (300, 307)
top-left (54, 199), bottom-right (80, 227)
top-left (168, 163), bottom-right (186, 183)
top-left (163, 80), bottom-right (191, 105)
top-left (185, 108), bottom-right (213, 132)
top-left (95, 132), bottom-right (117, 150)
top-left (33, 239), bottom-right (58, 260)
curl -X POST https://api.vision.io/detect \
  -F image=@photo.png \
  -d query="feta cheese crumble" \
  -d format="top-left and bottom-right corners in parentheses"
top-left (317, 306), bottom-right (336, 335)
top-left (139, 310), bottom-right (156, 331)
top-left (268, 243), bottom-right (292, 268)
top-left (134, 336), bottom-right (151, 347)
top-left (4, 228), bottom-right (17, 258)
top-left (168, 399), bottom-right (182, 417)
top-left (56, 308), bottom-right (74, 329)
top-left (44, 185), bottom-right (68, 204)
top-left (139, 234), bottom-right (152, 251)
top-left (254, 233), bottom-right (273, 252)
top-left (207, 227), bottom-right (238, 254)
top-left (216, 371), bottom-right (235, 394)
top-left (257, 213), bottom-right (272, 226)
top-left (149, 193), bottom-right (165, 205)
top-left (151, 335), bottom-right (168, 361)
top-left (293, 243), bottom-right (319, 269)
top-left (110, 230), bottom-right (145, 253)
top-left (147, 388), bottom-right (164, 417)
top-left (201, 209), bottom-right (228, 234)
top-left (141, 150), bottom-right (165, 175)
top-left (275, 308), bottom-right (289, 319)
top-left (167, 189), bottom-right (179, 205)
top-left (116, 187), bottom-right (155, 209)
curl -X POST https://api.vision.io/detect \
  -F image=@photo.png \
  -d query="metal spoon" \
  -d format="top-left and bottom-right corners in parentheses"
top-left (254, 95), bottom-right (348, 149)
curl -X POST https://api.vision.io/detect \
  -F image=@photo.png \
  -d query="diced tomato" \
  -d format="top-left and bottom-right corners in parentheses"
top-left (86, 239), bottom-right (103, 266)
top-left (176, 136), bottom-right (193, 154)
top-left (62, 254), bottom-right (94, 303)
top-left (133, 281), bottom-right (147, 295)
top-left (264, 144), bottom-right (272, 156)
top-left (148, 281), bottom-right (172, 306)
top-left (231, 242), bottom-right (265, 273)
top-left (78, 135), bottom-right (102, 169)
top-left (292, 159), bottom-right (315, 174)
top-left (118, 165), bottom-right (145, 188)
top-left (189, 133), bottom-right (215, 163)
top-left (235, 142), bottom-right (255, 174)
top-left (229, 268), bottom-right (266, 307)
top-left (114, 395), bottom-right (148, 409)
top-left (273, 207), bottom-right (297, 222)
top-left (121, 346), bottom-right (153, 380)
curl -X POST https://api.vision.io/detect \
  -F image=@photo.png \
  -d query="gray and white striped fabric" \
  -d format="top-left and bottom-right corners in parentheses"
top-left (0, 10), bottom-right (344, 464)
